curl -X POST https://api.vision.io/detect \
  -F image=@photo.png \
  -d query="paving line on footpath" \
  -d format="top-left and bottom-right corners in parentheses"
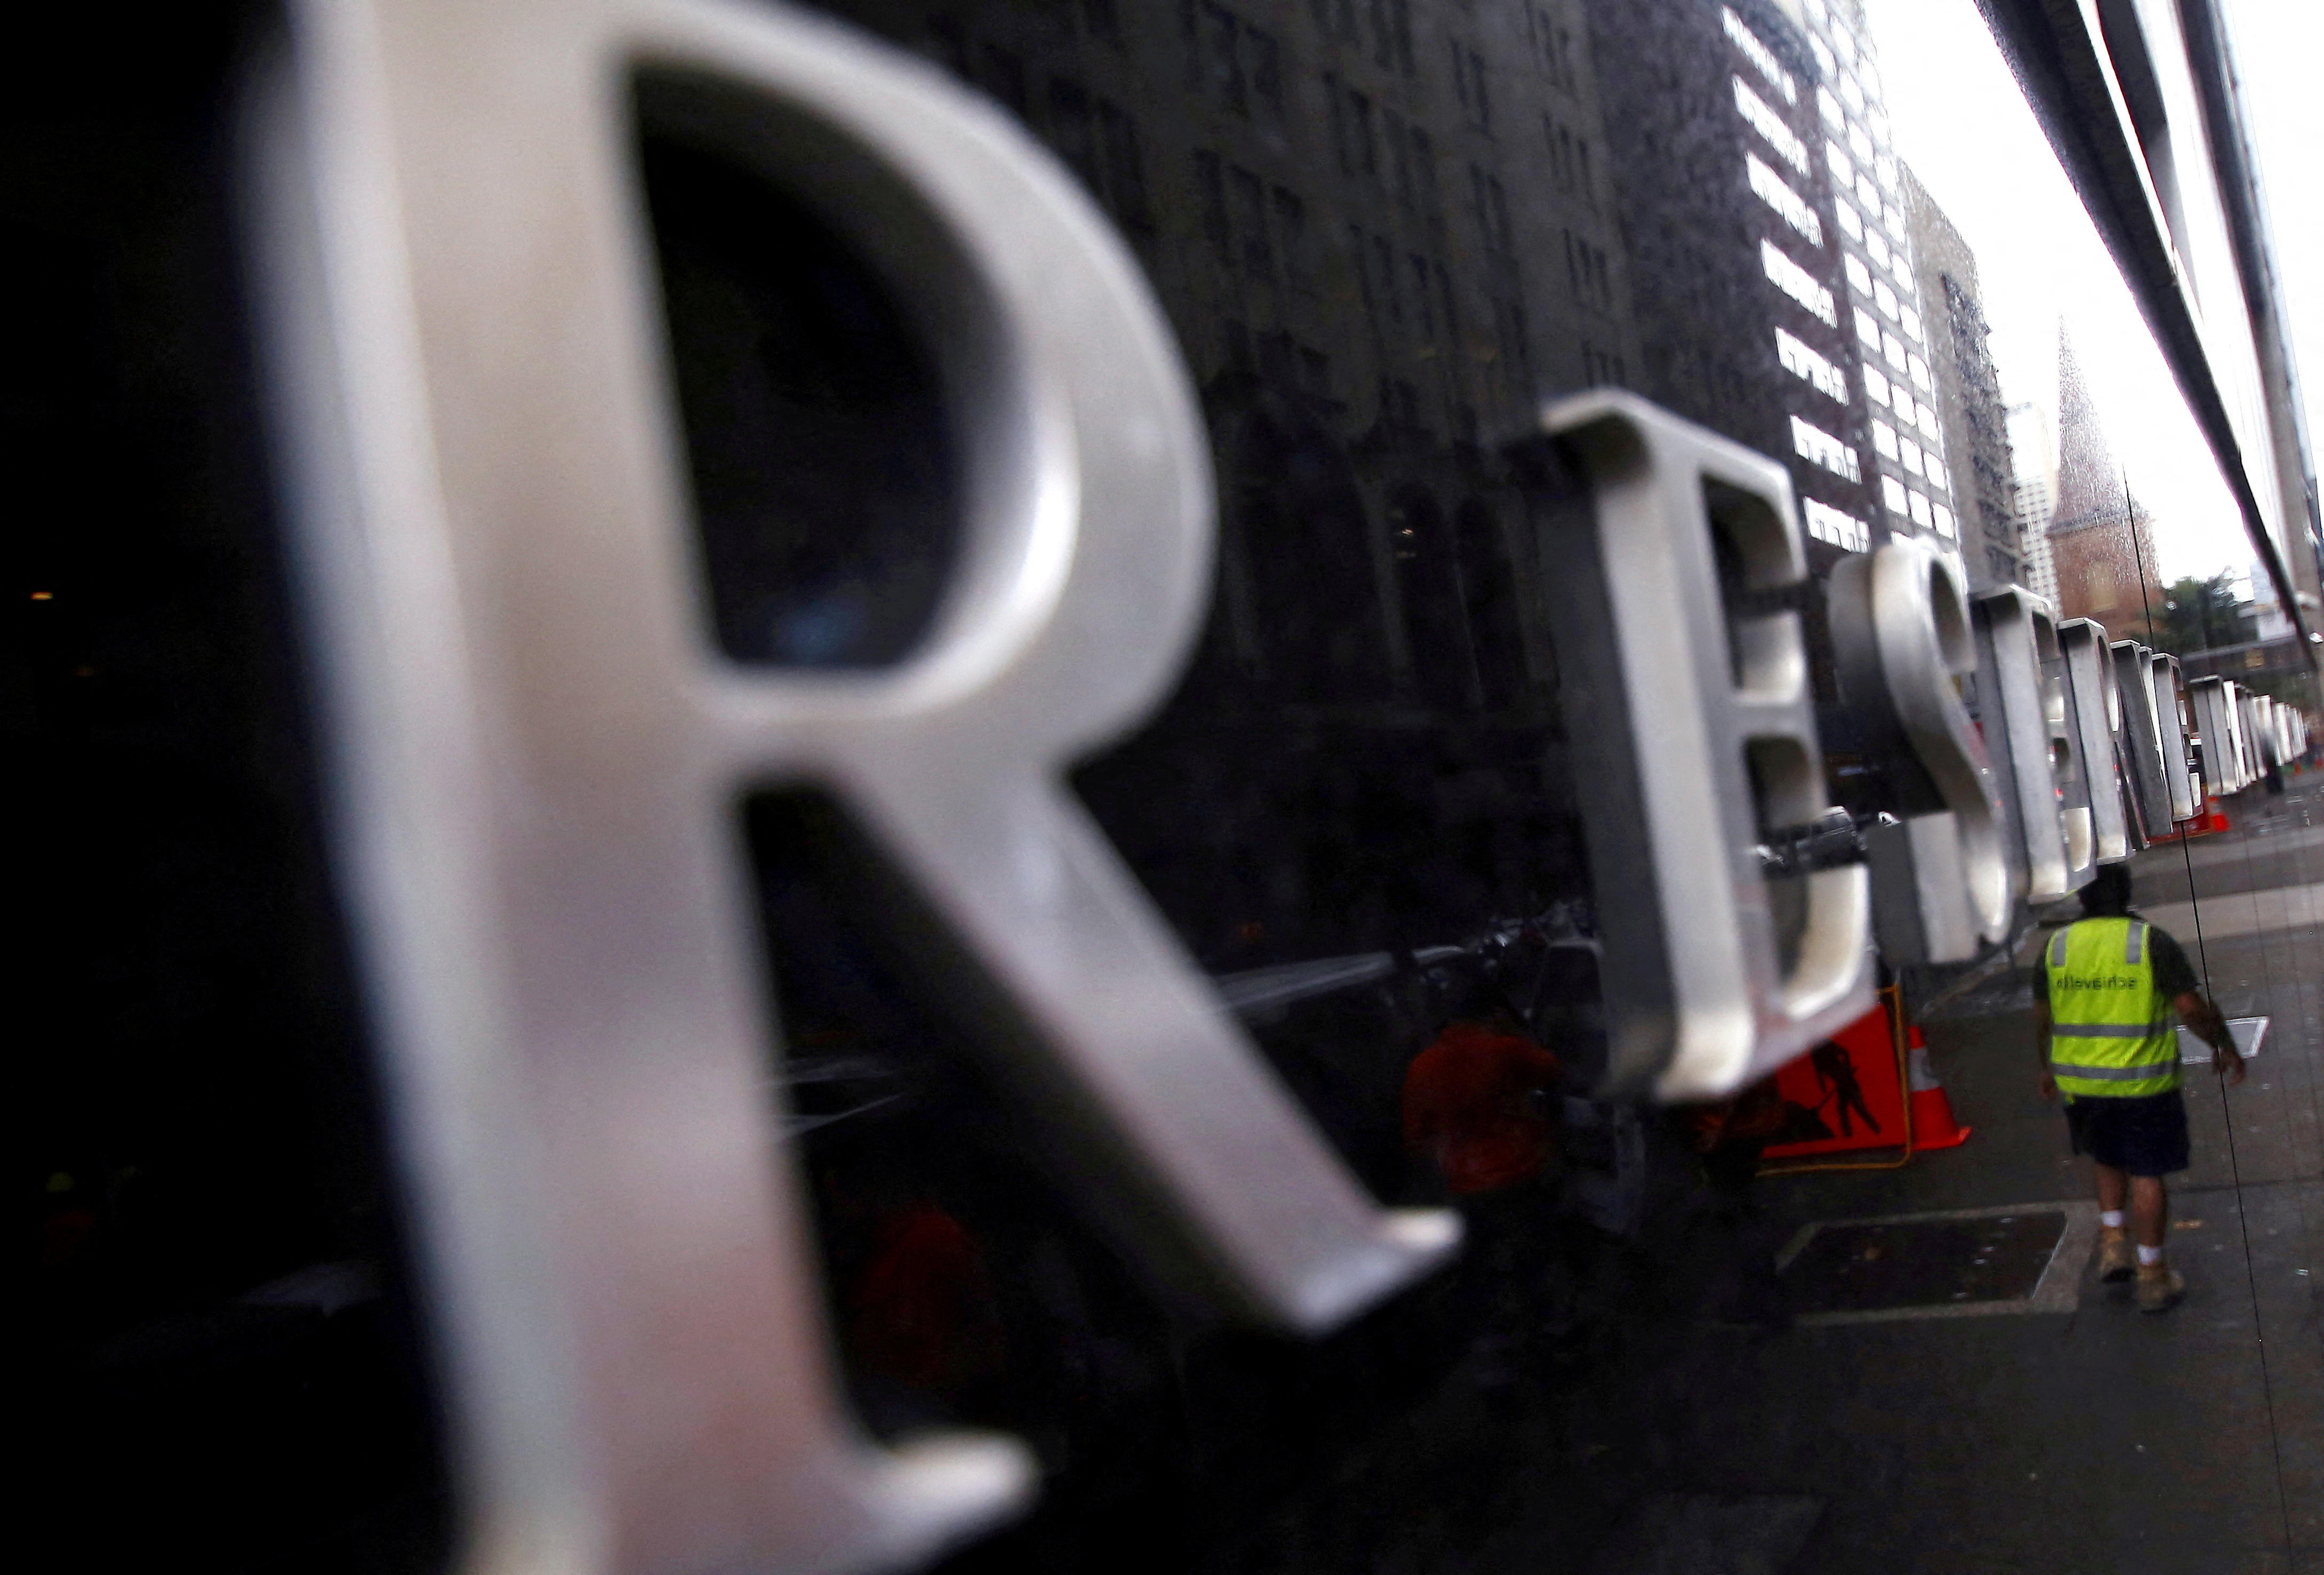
top-left (2141, 881), bottom-right (2324, 945)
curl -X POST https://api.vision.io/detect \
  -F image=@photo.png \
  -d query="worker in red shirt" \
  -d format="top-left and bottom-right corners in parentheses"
top-left (1402, 981), bottom-right (1564, 1388)
top-left (1403, 1011), bottom-right (1563, 1198)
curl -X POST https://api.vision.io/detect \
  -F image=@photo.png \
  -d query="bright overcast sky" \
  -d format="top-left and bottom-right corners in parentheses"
top-left (1863, 0), bottom-right (2321, 588)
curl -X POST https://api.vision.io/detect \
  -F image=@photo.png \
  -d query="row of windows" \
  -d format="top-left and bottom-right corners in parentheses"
top-left (1543, 116), bottom-right (1596, 206)
top-left (1867, 230), bottom-right (1917, 312)
top-left (1735, 75), bottom-right (1809, 176)
top-left (1350, 221), bottom-right (1460, 349)
top-left (943, 0), bottom-right (1123, 53)
top-left (1187, 2), bottom-right (1286, 120)
top-left (1853, 307), bottom-right (1931, 394)
top-left (1195, 152), bottom-right (1314, 288)
top-left (1825, 144), bottom-right (1907, 246)
top-left (1581, 340), bottom-right (1628, 386)
top-left (1804, 495), bottom-right (1871, 552)
top-left (1880, 474), bottom-right (1957, 538)
top-left (1378, 375), bottom-right (1432, 442)
top-left (1804, 0), bottom-right (1921, 490)
top-left (1864, 364), bottom-right (1940, 444)
top-left (1565, 230), bottom-right (1613, 310)
top-left (1841, 255), bottom-right (1921, 344)
top-left (1730, 10), bottom-right (1921, 535)
top-left (1749, 151), bottom-right (1824, 248)
top-left (1222, 317), bottom-right (1335, 400)
top-left (1308, 0), bottom-right (1418, 77)
top-left (1046, 82), bottom-right (1155, 233)
top-left (1870, 416), bottom-right (1941, 487)
top-left (1776, 327), bottom-right (1848, 404)
top-left (1488, 294), bottom-right (1535, 391)
top-left (1324, 75), bottom-right (1446, 232)
top-left (1723, 6), bottom-right (1798, 107)
top-left (1792, 415), bottom-right (1861, 482)
top-left (921, 27), bottom-right (1158, 240)
top-left (1804, 0), bottom-right (1885, 113)
top-left (1469, 165), bottom-right (1515, 257)
top-left (1226, 480), bottom-right (1530, 711)
top-left (1763, 238), bottom-right (1836, 327)
top-left (1447, 38), bottom-right (1494, 131)
top-left (1525, 3), bottom-right (1583, 94)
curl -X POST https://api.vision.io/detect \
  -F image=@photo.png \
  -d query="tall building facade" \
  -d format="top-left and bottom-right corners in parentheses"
top-left (2049, 329), bottom-right (2162, 634)
top-left (1906, 168), bottom-right (2020, 590)
top-left (2007, 401), bottom-right (2060, 610)
top-left (1580, 0), bottom-right (1956, 579)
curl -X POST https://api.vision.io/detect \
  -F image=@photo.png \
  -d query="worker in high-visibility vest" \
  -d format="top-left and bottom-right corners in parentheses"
top-left (2036, 863), bottom-right (2243, 1313)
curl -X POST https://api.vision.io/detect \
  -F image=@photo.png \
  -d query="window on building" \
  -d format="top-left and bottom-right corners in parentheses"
top-left (1230, 166), bottom-right (1272, 280)
top-left (1275, 187), bottom-right (1312, 290)
top-left (1198, 3), bottom-right (1246, 114)
top-left (1246, 25), bottom-right (1283, 117)
top-left (1195, 149), bottom-right (1229, 252)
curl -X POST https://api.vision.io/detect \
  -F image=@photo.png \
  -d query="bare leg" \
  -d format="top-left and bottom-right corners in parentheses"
top-left (2129, 1175), bottom-right (2168, 1250)
top-left (2095, 1162), bottom-right (2127, 1216)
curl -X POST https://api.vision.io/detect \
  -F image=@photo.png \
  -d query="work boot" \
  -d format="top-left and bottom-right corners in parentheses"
top-left (2136, 1261), bottom-right (2186, 1314)
top-left (2098, 1228), bottom-right (2136, 1283)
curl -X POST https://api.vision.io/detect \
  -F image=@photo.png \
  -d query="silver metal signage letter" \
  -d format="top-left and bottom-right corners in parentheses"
top-left (1830, 540), bottom-right (2012, 963)
top-left (2057, 619), bottom-right (2128, 863)
top-left (246, 3), bottom-right (1454, 1572)
top-left (2112, 640), bottom-right (2176, 836)
top-left (2238, 686), bottom-right (2265, 784)
top-left (2148, 652), bottom-right (2196, 823)
top-left (2189, 675), bottom-right (2234, 796)
top-left (1970, 587), bottom-right (2090, 903)
top-left (1518, 392), bottom-right (1872, 1100)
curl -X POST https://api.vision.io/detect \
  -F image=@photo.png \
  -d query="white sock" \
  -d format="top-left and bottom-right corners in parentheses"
top-left (2101, 1210), bottom-right (2126, 1230)
top-left (2137, 1245), bottom-right (2163, 1267)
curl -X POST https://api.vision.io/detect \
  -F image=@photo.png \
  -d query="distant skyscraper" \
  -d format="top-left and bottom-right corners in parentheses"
top-left (2007, 401), bottom-right (2059, 610)
top-left (2049, 328), bottom-right (2162, 634)
top-left (1905, 167), bottom-right (2018, 591)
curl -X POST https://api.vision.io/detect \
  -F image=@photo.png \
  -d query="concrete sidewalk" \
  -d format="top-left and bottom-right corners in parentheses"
top-left (1715, 777), bottom-right (2324, 1573)
top-left (1189, 780), bottom-right (2324, 1575)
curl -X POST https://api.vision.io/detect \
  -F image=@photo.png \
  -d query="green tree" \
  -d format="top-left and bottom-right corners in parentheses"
top-left (2152, 571), bottom-right (2249, 656)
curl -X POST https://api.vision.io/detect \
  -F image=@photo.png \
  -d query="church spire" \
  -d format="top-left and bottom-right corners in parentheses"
top-left (2045, 322), bottom-right (2162, 631)
top-left (2051, 324), bottom-right (2127, 531)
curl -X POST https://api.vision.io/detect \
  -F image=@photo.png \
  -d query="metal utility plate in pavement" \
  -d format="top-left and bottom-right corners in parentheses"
top-left (1776, 1202), bottom-right (2097, 1327)
top-left (2178, 1016), bottom-right (2268, 1064)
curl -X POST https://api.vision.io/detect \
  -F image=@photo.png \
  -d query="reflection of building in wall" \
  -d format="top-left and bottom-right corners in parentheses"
top-left (817, 0), bottom-right (1643, 725)
top-left (2007, 401), bottom-right (2059, 610)
top-left (1579, 0), bottom-right (1951, 577)
top-left (809, 0), bottom-right (1651, 962)
top-left (1905, 168), bottom-right (2018, 590)
top-left (2049, 328), bottom-right (2162, 634)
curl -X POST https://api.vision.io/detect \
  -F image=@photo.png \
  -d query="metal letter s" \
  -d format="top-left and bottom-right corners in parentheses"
top-left (1829, 539), bottom-right (2012, 963)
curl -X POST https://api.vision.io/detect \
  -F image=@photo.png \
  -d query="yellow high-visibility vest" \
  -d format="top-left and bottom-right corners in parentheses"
top-left (2046, 917), bottom-right (2180, 1099)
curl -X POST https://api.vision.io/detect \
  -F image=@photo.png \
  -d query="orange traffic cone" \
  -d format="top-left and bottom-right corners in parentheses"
top-left (1906, 1030), bottom-right (1971, 1150)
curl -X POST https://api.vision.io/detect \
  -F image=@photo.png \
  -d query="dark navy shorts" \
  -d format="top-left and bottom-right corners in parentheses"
top-left (2065, 1088), bottom-right (2191, 1177)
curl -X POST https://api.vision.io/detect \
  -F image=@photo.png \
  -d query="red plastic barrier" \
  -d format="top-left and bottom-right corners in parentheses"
top-left (1761, 1001), bottom-right (1908, 1160)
